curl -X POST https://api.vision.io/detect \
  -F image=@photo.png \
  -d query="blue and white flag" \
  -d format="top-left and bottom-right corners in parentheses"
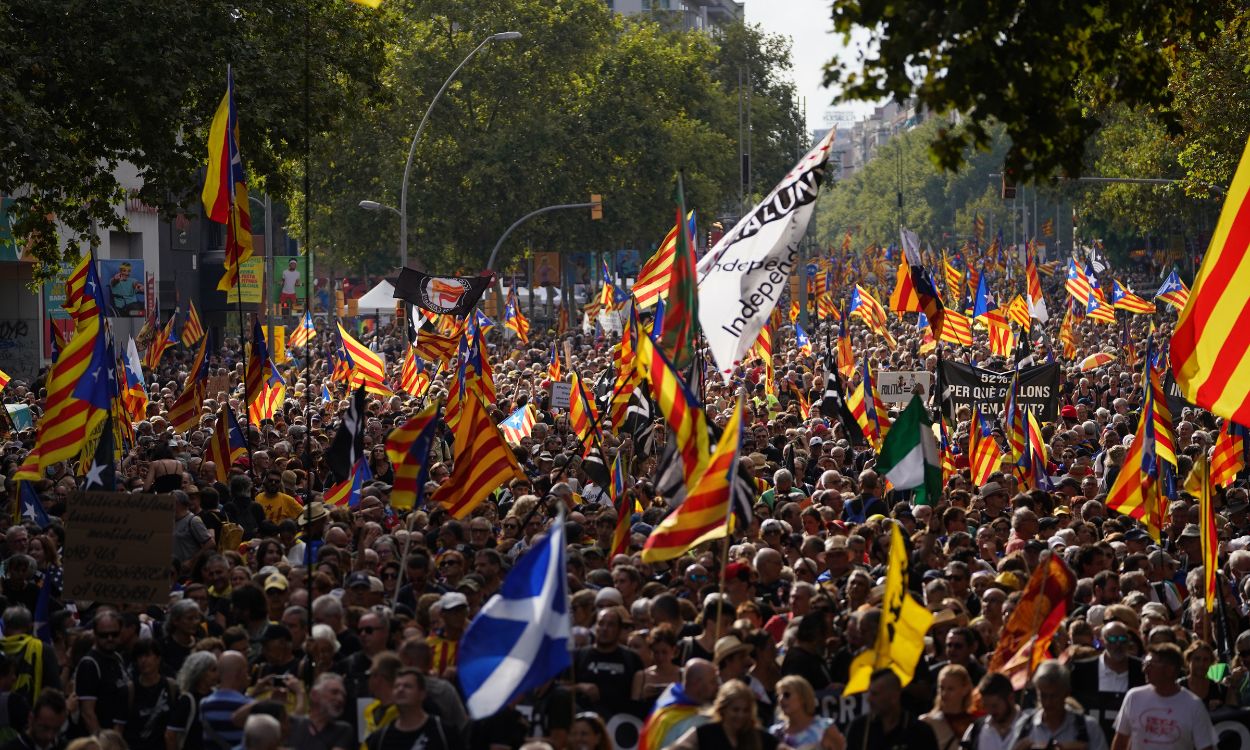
top-left (459, 514), bottom-right (570, 718)
top-left (18, 481), bottom-right (50, 529)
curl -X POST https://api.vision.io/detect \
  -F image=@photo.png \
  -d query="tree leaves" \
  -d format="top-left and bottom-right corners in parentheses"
top-left (822, 0), bottom-right (1225, 183)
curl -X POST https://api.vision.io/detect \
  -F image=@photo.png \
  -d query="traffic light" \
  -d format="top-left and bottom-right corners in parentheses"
top-left (1001, 168), bottom-right (1017, 200)
top-left (590, 194), bottom-right (603, 221)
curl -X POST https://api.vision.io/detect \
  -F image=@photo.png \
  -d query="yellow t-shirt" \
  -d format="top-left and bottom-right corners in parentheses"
top-left (257, 492), bottom-right (303, 523)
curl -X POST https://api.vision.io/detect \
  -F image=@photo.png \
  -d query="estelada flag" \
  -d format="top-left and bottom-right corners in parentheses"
top-left (393, 268), bottom-right (492, 317)
top-left (987, 554), bottom-right (1075, 689)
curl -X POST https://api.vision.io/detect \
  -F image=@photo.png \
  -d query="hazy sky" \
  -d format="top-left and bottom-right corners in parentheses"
top-left (744, 0), bottom-right (875, 132)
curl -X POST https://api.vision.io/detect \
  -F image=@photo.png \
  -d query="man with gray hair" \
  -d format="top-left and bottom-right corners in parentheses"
top-left (243, 714), bottom-right (282, 750)
top-left (1012, 660), bottom-right (1106, 750)
top-left (761, 468), bottom-right (805, 509)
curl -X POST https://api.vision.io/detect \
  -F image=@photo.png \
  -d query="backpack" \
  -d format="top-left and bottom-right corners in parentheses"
top-left (218, 522), bottom-right (244, 552)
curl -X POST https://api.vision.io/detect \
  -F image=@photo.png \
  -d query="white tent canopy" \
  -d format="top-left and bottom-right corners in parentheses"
top-left (355, 279), bottom-right (397, 313)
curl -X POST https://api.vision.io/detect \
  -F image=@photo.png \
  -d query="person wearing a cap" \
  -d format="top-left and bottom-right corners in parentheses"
top-left (263, 572), bottom-right (290, 621)
top-left (427, 592), bottom-right (469, 678)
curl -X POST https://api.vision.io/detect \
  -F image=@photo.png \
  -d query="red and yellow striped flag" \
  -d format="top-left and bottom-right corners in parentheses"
top-left (642, 397), bottom-right (743, 563)
top-left (143, 315), bottom-right (178, 371)
top-left (412, 326), bottom-right (461, 366)
top-left (632, 211), bottom-right (693, 308)
top-left (942, 252), bottom-right (963, 304)
top-left (431, 389), bottom-right (526, 519)
top-left (568, 373), bottom-right (601, 445)
top-left (248, 381), bottom-right (286, 423)
top-left (168, 334), bottom-right (211, 434)
top-left (938, 311), bottom-right (974, 347)
top-left (888, 261), bottom-right (920, 313)
top-left (1172, 135), bottom-right (1250, 424)
top-left (337, 322), bottom-right (385, 384)
top-left (288, 312), bottom-right (315, 349)
top-left (181, 300), bottom-right (206, 346)
top-left (202, 68), bottom-right (255, 293)
top-left (1211, 421), bottom-right (1248, 488)
top-left (206, 403), bottom-right (247, 483)
top-left (399, 347), bottom-right (431, 398)
top-left (386, 403), bottom-right (439, 511)
top-left (608, 454), bottom-right (631, 559)
top-left (634, 322), bottom-right (709, 484)
top-left (0, 368), bottom-right (9, 391)
top-left (969, 408), bottom-right (1003, 486)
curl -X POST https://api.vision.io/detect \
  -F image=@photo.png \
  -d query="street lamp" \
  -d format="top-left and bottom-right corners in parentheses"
top-left (358, 200), bottom-right (401, 218)
top-left (397, 30), bottom-right (522, 269)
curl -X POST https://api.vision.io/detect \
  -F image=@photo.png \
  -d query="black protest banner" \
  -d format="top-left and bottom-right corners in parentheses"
top-left (939, 361), bottom-right (1061, 423)
top-left (392, 269), bottom-right (493, 317)
top-left (1163, 370), bottom-right (1200, 422)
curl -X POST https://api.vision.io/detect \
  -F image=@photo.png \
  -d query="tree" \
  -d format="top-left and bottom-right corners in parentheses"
top-left (815, 118), bottom-right (1016, 250)
top-left (292, 3), bottom-right (805, 274)
top-left (821, 0), bottom-right (1226, 182)
top-left (0, 0), bottom-right (387, 284)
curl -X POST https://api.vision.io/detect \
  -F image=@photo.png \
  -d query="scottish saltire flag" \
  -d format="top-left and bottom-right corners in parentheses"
top-left (460, 513), bottom-right (570, 718)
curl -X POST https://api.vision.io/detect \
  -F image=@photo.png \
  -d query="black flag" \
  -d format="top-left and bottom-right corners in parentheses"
top-left (822, 332), bottom-right (866, 447)
top-left (393, 269), bottom-right (493, 317)
top-left (327, 386), bottom-right (366, 483)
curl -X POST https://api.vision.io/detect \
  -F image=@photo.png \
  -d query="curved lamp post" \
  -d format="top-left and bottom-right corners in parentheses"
top-left (396, 30), bottom-right (522, 269)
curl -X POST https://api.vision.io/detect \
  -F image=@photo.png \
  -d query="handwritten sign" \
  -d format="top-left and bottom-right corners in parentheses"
top-left (63, 492), bottom-right (174, 606)
top-left (206, 373), bottom-right (231, 400)
top-left (550, 382), bottom-right (573, 411)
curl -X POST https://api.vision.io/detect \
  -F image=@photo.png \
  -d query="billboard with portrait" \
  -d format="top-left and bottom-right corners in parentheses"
top-left (99, 258), bottom-right (147, 317)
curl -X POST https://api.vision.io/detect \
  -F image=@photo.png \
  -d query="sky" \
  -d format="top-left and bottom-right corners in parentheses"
top-left (744, 0), bottom-right (876, 133)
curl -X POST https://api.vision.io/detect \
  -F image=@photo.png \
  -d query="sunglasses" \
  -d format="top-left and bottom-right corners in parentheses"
top-left (439, 560), bottom-right (461, 569)
top-left (358, 626), bottom-right (380, 635)
top-left (1104, 635), bottom-right (1130, 645)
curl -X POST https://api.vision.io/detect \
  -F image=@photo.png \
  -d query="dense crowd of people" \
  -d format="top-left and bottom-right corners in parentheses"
top-left (0, 250), bottom-right (1240, 750)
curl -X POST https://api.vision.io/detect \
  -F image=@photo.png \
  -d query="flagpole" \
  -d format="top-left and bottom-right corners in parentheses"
top-left (300, 0), bottom-right (316, 694)
top-left (390, 421), bottom-right (439, 609)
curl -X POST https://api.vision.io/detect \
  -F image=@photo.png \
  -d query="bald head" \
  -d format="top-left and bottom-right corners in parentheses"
top-left (218, 650), bottom-right (250, 691)
top-left (682, 658), bottom-right (719, 704)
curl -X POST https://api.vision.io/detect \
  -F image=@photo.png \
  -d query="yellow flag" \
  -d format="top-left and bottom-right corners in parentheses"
top-left (844, 523), bottom-right (933, 694)
top-left (270, 326), bottom-right (287, 364)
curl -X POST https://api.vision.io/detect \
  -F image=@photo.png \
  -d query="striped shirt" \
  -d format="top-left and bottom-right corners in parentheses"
top-left (199, 688), bottom-right (251, 749)
top-left (426, 634), bottom-right (459, 677)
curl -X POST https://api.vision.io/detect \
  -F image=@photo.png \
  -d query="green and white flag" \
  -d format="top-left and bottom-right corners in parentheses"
top-left (876, 394), bottom-right (942, 505)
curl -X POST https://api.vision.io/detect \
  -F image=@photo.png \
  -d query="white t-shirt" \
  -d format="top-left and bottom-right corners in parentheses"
top-left (282, 269), bottom-right (302, 295)
top-left (1113, 685), bottom-right (1217, 750)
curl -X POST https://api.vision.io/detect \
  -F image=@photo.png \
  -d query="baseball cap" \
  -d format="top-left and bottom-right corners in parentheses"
top-left (345, 571), bottom-right (371, 590)
top-left (438, 591), bottom-right (469, 610)
top-left (264, 573), bottom-right (289, 592)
